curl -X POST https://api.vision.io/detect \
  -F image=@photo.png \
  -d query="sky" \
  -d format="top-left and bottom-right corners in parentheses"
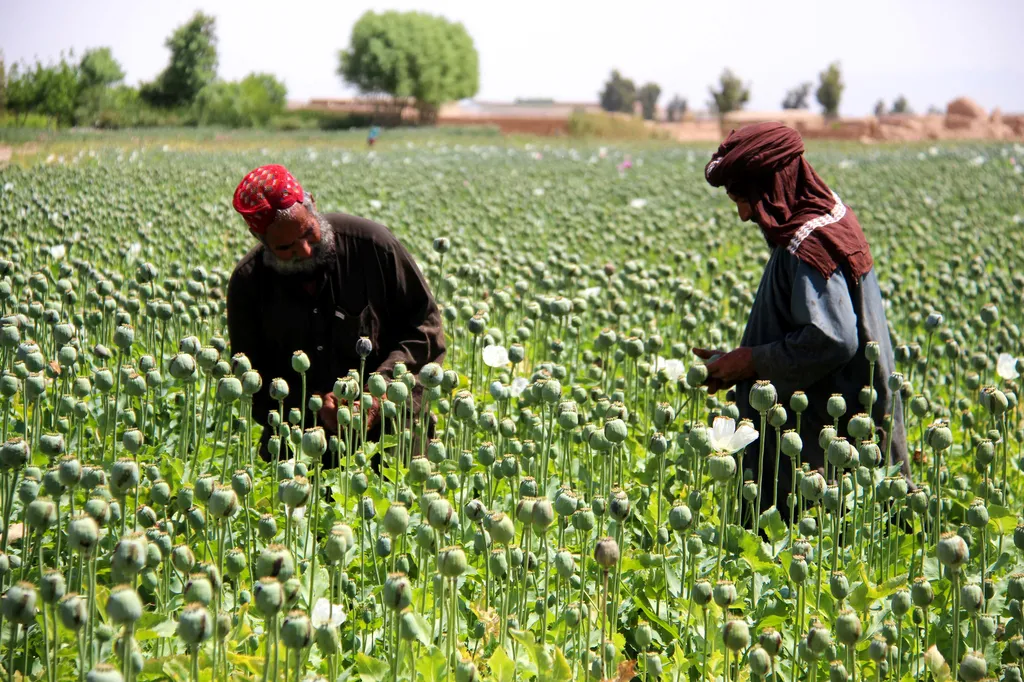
top-left (2, 0), bottom-right (1023, 116)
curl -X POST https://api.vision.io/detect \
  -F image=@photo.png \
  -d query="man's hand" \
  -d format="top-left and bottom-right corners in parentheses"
top-left (692, 347), bottom-right (756, 394)
top-left (318, 392), bottom-right (381, 434)
top-left (319, 393), bottom-right (339, 434)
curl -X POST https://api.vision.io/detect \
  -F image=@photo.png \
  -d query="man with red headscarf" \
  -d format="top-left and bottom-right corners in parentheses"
top-left (695, 122), bottom-right (908, 512)
top-left (227, 165), bottom-right (445, 463)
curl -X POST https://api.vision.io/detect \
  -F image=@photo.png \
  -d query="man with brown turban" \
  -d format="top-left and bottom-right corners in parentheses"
top-left (694, 122), bottom-right (908, 515)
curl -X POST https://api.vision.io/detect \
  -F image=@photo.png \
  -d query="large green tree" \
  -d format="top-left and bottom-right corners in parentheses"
top-left (339, 11), bottom-right (479, 124)
top-left (815, 62), bottom-right (843, 119)
top-left (637, 82), bottom-right (661, 120)
top-left (143, 11), bottom-right (218, 108)
top-left (666, 95), bottom-right (687, 122)
top-left (599, 70), bottom-right (637, 114)
top-left (782, 82), bottom-right (811, 110)
top-left (890, 95), bottom-right (911, 114)
top-left (79, 47), bottom-right (124, 90)
top-left (0, 52), bottom-right (6, 113)
top-left (708, 69), bottom-right (750, 117)
top-left (191, 72), bottom-right (287, 127)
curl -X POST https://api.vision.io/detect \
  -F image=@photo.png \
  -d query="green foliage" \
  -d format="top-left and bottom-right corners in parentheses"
top-left (0, 52), bottom-right (6, 112)
top-left (637, 82), bottom-right (661, 121)
top-left (815, 61), bottom-right (844, 118)
top-left (567, 111), bottom-right (667, 140)
top-left (599, 70), bottom-right (636, 114)
top-left (782, 82), bottom-right (812, 110)
top-left (190, 73), bottom-right (287, 128)
top-left (708, 68), bottom-right (750, 117)
top-left (4, 56), bottom-right (80, 127)
top-left (665, 95), bottom-right (687, 122)
top-left (891, 95), bottom-right (912, 114)
top-left (143, 11), bottom-right (219, 108)
top-left (78, 47), bottom-right (124, 90)
top-left (338, 10), bottom-right (479, 122)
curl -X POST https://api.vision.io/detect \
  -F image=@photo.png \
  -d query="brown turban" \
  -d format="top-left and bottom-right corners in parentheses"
top-left (705, 122), bottom-right (874, 283)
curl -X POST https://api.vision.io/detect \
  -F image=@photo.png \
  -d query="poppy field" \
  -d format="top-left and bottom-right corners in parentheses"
top-left (0, 138), bottom-right (1022, 682)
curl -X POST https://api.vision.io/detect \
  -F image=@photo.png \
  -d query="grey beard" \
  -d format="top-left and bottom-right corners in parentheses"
top-left (263, 215), bottom-right (336, 276)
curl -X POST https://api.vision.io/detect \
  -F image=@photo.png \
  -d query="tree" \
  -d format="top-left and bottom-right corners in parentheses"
top-left (191, 73), bottom-right (287, 128)
top-left (636, 82), bottom-right (661, 120)
top-left (782, 82), bottom-right (812, 110)
top-left (708, 69), bottom-right (749, 117)
top-left (79, 47), bottom-right (124, 90)
top-left (815, 62), bottom-right (843, 119)
top-left (0, 52), bottom-right (6, 112)
top-left (666, 95), bottom-right (688, 122)
top-left (598, 70), bottom-right (636, 114)
top-left (39, 56), bottom-right (80, 126)
top-left (873, 100), bottom-right (886, 117)
top-left (890, 95), bottom-right (911, 114)
top-left (339, 11), bottom-right (479, 124)
top-left (143, 12), bottom-right (218, 108)
top-left (5, 63), bottom-right (37, 122)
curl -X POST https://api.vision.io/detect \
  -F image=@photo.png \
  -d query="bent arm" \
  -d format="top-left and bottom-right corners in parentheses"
top-left (750, 261), bottom-right (859, 387)
top-left (227, 268), bottom-right (273, 420)
top-left (373, 240), bottom-right (447, 393)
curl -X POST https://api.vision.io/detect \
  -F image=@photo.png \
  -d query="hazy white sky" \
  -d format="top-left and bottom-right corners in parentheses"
top-left (2, 0), bottom-right (1022, 115)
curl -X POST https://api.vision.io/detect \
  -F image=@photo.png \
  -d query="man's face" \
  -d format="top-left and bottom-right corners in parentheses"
top-left (727, 192), bottom-right (754, 222)
top-left (265, 201), bottom-right (322, 262)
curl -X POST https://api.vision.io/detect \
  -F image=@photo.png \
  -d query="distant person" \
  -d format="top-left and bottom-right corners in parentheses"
top-left (693, 122), bottom-right (908, 511)
top-left (227, 164), bottom-right (445, 464)
top-left (367, 125), bottom-right (380, 147)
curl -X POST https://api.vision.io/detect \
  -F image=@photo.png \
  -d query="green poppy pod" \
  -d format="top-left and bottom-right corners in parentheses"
top-left (487, 512), bottom-right (515, 545)
top-left (603, 418), bottom-right (628, 444)
top-left (789, 555), bottom-right (809, 584)
top-left (383, 573), bottom-right (412, 611)
top-left (1, 581), bottom-right (37, 625)
top-left (26, 496), bottom-right (58, 531)
top-left (959, 650), bottom-right (987, 682)
top-left (961, 583), bottom-right (984, 614)
top-left (937, 531), bottom-right (969, 569)
top-left (67, 514), bottom-right (100, 554)
top-left (830, 572), bottom-right (850, 601)
top-left (256, 545), bottom-right (295, 581)
top-left (58, 593), bottom-right (87, 631)
top-left (183, 574), bottom-right (214, 606)
top-left (722, 618), bottom-right (751, 652)
top-left (531, 498), bottom-right (554, 531)
top-left (268, 377), bottom-right (289, 402)
top-left (594, 537), bottom-right (620, 569)
top-left (438, 546), bottom-right (468, 578)
top-left (106, 585), bottom-right (143, 625)
top-left (749, 380), bottom-right (777, 413)
top-left (709, 454), bottom-right (737, 483)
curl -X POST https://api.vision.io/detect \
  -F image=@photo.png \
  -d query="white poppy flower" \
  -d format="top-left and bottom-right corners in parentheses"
top-left (129, 242), bottom-right (142, 257)
top-left (997, 353), bottom-right (1020, 380)
top-left (629, 198), bottom-right (647, 209)
top-left (49, 244), bottom-right (66, 260)
top-left (2, 183), bottom-right (13, 192)
top-left (286, 505), bottom-right (305, 521)
top-left (654, 357), bottom-right (684, 382)
top-left (483, 345), bottom-right (509, 368)
top-left (311, 598), bottom-right (345, 628)
top-left (369, 199), bottom-right (382, 209)
top-left (533, 188), bottom-right (545, 196)
top-left (509, 377), bottom-right (528, 397)
top-left (709, 417), bottom-right (758, 454)
top-left (581, 286), bottom-right (602, 299)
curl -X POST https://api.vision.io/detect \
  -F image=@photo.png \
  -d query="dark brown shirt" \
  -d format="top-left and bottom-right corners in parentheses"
top-left (227, 212), bottom-right (445, 455)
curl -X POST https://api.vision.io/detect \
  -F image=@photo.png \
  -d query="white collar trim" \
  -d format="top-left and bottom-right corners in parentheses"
top-left (787, 191), bottom-right (845, 255)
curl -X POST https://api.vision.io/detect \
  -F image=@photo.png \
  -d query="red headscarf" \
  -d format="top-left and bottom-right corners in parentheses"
top-left (705, 122), bottom-right (874, 282)
top-left (232, 165), bottom-right (305, 235)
